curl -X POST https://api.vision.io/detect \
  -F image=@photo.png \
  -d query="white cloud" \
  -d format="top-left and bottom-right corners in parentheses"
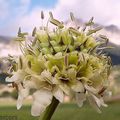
top-left (53, 0), bottom-right (120, 26)
top-left (1, 0), bottom-right (120, 36)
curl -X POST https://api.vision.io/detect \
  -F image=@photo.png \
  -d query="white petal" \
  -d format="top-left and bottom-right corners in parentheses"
top-left (23, 80), bottom-right (37, 89)
top-left (24, 75), bottom-right (50, 90)
top-left (31, 89), bottom-right (52, 116)
top-left (87, 94), bottom-right (101, 113)
top-left (59, 84), bottom-right (71, 95)
top-left (75, 93), bottom-right (86, 107)
top-left (91, 94), bottom-right (108, 108)
top-left (53, 87), bottom-right (64, 103)
top-left (52, 77), bottom-right (59, 84)
top-left (31, 74), bottom-right (42, 81)
top-left (84, 84), bottom-right (97, 94)
top-left (17, 84), bottom-right (29, 110)
top-left (100, 98), bottom-right (108, 107)
top-left (6, 70), bottom-right (26, 83)
top-left (17, 94), bottom-right (24, 110)
top-left (41, 70), bottom-right (52, 84)
top-left (71, 82), bottom-right (84, 93)
top-left (31, 101), bottom-right (45, 116)
top-left (67, 68), bottom-right (76, 80)
top-left (25, 68), bottom-right (37, 76)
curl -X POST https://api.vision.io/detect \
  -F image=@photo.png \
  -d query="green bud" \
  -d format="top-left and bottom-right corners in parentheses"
top-left (50, 18), bottom-right (64, 28)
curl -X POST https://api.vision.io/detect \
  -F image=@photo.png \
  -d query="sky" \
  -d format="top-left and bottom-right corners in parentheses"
top-left (0, 0), bottom-right (120, 36)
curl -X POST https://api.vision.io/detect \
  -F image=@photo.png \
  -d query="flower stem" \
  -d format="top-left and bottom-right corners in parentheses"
top-left (40, 97), bottom-right (59, 120)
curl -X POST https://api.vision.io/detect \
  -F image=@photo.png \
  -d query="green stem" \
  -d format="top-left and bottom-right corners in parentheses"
top-left (39, 97), bottom-right (59, 120)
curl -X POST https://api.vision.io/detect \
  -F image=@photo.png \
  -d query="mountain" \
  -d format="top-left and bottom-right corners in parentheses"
top-left (0, 36), bottom-right (12, 43)
top-left (98, 24), bottom-right (120, 65)
top-left (0, 36), bottom-right (21, 57)
top-left (105, 42), bottom-right (120, 65)
top-left (105, 25), bottom-right (120, 33)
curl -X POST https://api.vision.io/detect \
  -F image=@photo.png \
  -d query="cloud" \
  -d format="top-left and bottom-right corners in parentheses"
top-left (53, 0), bottom-right (120, 25)
top-left (0, 0), bottom-right (120, 36)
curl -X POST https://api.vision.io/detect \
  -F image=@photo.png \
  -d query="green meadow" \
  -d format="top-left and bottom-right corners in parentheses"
top-left (0, 102), bottom-right (120, 120)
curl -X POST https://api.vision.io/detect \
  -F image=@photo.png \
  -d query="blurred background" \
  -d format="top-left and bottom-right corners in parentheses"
top-left (0, 0), bottom-right (120, 120)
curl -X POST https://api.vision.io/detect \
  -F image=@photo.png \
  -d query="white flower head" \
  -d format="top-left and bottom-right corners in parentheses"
top-left (5, 12), bottom-right (111, 117)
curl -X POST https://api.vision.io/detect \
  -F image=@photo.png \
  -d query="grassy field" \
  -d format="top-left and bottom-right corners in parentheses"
top-left (0, 102), bottom-right (120, 120)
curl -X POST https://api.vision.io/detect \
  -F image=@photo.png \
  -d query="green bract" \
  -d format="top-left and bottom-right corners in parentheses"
top-left (6, 12), bottom-right (111, 117)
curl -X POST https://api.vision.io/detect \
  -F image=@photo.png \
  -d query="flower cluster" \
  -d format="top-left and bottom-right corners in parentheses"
top-left (6, 12), bottom-right (111, 116)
